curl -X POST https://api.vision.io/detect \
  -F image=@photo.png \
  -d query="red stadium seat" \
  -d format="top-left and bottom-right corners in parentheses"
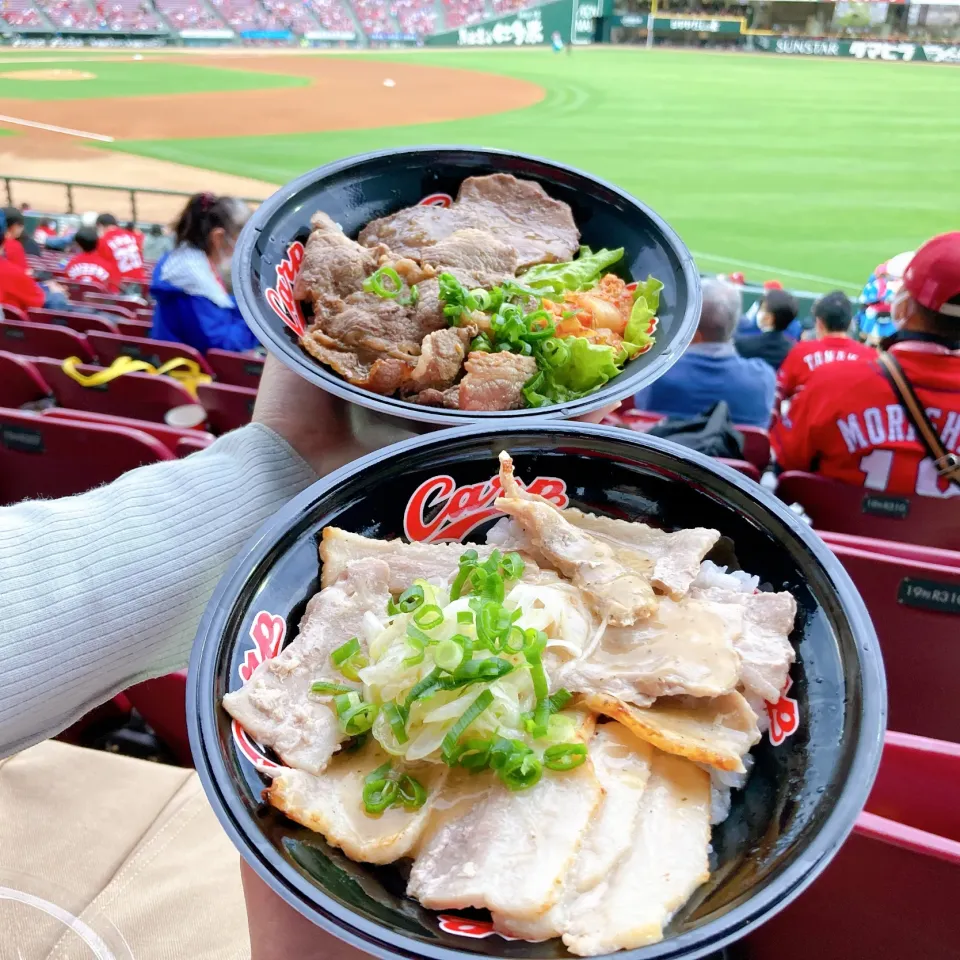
top-left (41, 409), bottom-right (214, 455)
top-left (745, 732), bottom-right (960, 960)
top-left (0, 320), bottom-right (96, 362)
top-left (124, 671), bottom-right (191, 767)
top-left (824, 537), bottom-right (960, 742)
top-left (819, 531), bottom-right (960, 570)
top-left (717, 458), bottom-right (761, 482)
top-left (197, 381), bottom-right (257, 434)
top-left (86, 331), bottom-right (214, 375)
top-left (0, 407), bottom-right (173, 505)
top-left (1, 304), bottom-right (30, 323)
top-left (85, 292), bottom-right (147, 311)
top-left (65, 280), bottom-right (109, 300)
top-left (777, 470), bottom-right (960, 551)
top-left (206, 349), bottom-right (264, 389)
top-left (0, 351), bottom-right (52, 407)
top-left (116, 319), bottom-right (153, 337)
top-left (27, 307), bottom-right (118, 335)
top-left (81, 302), bottom-right (137, 322)
top-left (30, 358), bottom-right (198, 424)
top-left (175, 435), bottom-right (214, 457)
top-left (135, 308), bottom-right (154, 322)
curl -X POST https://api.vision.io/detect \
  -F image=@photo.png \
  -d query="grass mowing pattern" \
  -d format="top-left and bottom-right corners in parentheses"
top-left (107, 48), bottom-right (960, 290)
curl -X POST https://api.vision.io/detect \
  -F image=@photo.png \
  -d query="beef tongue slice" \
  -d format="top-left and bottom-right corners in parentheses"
top-left (358, 174), bottom-right (579, 270)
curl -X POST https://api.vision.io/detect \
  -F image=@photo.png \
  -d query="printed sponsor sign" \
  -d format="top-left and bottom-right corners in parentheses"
top-left (774, 37), bottom-right (842, 55)
top-left (303, 29), bottom-right (357, 40)
top-left (897, 577), bottom-right (960, 614)
top-left (457, 13), bottom-right (545, 46)
top-left (849, 40), bottom-right (917, 60)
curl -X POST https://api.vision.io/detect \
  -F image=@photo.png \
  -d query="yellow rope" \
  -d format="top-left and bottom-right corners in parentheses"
top-left (62, 356), bottom-right (212, 398)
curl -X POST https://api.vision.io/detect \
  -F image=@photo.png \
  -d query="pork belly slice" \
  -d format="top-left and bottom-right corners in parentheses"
top-left (582, 690), bottom-right (760, 774)
top-left (561, 751), bottom-right (712, 956)
top-left (293, 210), bottom-right (381, 305)
top-left (691, 583), bottom-right (797, 704)
top-left (558, 594), bottom-right (743, 704)
top-left (406, 325), bottom-right (475, 394)
top-left (486, 513), bottom-right (719, 601)
top-left (407, 758), bottom-right (603, 922)
top-left (266, 742), bottom-right (447, 864)
top-left (319, 528), bottom-right (556, 593)
top-left (494, 724), bottom-right (655, 942)
top-left (495, 452), bottom-right (658, 625)
top-left (222, 558), bottom-right (390, 775)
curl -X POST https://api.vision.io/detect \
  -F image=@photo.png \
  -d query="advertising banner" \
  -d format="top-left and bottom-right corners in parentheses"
top-left (753, 35), bottom-right (959, 61)
top-left (303, 29), bottom-right (356, 40)
top-left (609, 14), bottom-right (745, 33)
top-left (179, 28), bottom-right (235, 39)
top-left (426, 0), bottom-right (595, 46)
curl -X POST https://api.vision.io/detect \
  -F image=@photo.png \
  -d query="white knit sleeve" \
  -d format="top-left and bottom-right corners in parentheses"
top-left (0, 423), bottom-right (317, 757)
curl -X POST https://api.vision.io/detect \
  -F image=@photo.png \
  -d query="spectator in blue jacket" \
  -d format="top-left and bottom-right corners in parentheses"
top-left (633, 277), bottom-right (776, 427)
top-left (150, 193), bottom-right (258, 353)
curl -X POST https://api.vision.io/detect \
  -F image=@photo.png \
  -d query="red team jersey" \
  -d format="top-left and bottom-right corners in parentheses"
top-left (776, 335), bottom-right (875, 401)
top-left (97, 227), bottom-right (145, 282)
top-left (772, 341), bottom-right (960, 498)
top-left (0, 258), bottom-right (45, 311)
top-left (65, 251), bottom-right (121, 292)
top-left (3, 237), bottom-right (28, 271)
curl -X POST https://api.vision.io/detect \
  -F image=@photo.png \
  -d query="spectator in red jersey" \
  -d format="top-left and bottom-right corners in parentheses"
top-left (0, 231), bottom-right (67, 313)
top-left (33, 218), bottom-right (58, 246)
top-left (64, 226), bottom-right (121, 293)
top-left (96, 212), bottom-right (146, 284)
top-left (2, 207), bottom-right (29, 270)
top-left (772, 232), bottom-right (960, 498)
top-left (776, 291), bottom-right (874, 402)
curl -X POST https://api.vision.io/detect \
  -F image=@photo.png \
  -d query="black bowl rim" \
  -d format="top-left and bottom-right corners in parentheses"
top-left (233, 145), bottom-right (702, 425)
top-left (188, 421), bottom-right (887, 960)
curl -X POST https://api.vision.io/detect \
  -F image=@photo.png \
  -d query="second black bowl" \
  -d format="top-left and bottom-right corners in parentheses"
top-left (233, 146), bottom-right (701, 425)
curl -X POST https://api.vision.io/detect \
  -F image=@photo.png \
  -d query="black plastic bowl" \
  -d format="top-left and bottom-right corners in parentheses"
top-left (233, 147), bottom-right (701, 425)
top-left (188, 423), bottom-right (886, 960)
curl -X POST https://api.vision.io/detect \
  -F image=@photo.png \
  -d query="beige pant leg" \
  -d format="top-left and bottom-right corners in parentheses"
top-left (0, 741), bottom-right (250, 960)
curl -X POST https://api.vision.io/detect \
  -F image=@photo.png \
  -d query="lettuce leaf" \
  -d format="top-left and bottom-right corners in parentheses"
top-left (523, 337), bottom-right (625, 407)
top-left (622, 275), bottom-right (663, 358)
top-left (520, 246), bottom-right (625, 297)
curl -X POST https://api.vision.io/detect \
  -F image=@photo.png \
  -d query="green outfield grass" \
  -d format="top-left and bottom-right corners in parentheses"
top-left (103, 48), bottom-right (960, 291)
top-left (0, 59), bottom-right (307, 101)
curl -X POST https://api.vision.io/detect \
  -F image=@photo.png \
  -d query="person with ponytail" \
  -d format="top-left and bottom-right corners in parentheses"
top-left (150, 192), bottom-right (259, 353)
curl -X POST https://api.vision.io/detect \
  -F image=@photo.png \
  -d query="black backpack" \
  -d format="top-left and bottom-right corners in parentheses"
top-left (646, 401), bottom-right (745, 459)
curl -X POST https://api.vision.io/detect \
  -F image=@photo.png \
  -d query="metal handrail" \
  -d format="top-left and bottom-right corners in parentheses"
top-left (2, 175), bottom-right (267, 222)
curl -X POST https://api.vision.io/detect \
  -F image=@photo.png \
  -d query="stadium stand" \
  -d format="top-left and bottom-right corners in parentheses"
top-left (305, 0), bottom-right (354, 30)
top-left (260, 0), bottom-right (320, 30)
top-left (30, 357), bottom-right (198, 423)
top-left (27, 307), bottom-right (119, 335)
top-left (0, 407), bottom-right (173, 506)
top-left (205, 348), bottom-right (264, 389)
top-left (0, 320), bottom-right (97, 363)
top-left (777, 470), bottom-right (960, 552)
top-left (154, 0), bottom-right (223, 28)
top-left (442, 0), bottom-right (487, 28)
top-left (351, 0), bottom-right (394, 32)
top-left (391, 0), bottom-right (434, 33)
top-left (0, 352), bottom-right (52, 408)
top-left (210, 0), bottom-right (283, 29)
top-left (33, 0), bottom-right (98, 28)
top-left (86, 330), bottom-right (216, 374)
top-left (42, 408), bottom-right (214, 454)
top-left (99, 0), bottom-right (165, 29)
top-left (197, 381), bottom-right (256, 434)
top-left (0, 0), bottom-right (46, 26)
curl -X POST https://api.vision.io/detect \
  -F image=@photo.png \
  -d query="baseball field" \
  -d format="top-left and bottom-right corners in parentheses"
top-left (0, 46), bottom-right (957, 292)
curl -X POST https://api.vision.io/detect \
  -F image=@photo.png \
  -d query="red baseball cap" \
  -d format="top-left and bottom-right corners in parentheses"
top-left (763, 279), bottom-right (783, 291)
top-left (728, 272), bottom-right (745, 285)
top-left (903, 232), bottom-right (960, 317)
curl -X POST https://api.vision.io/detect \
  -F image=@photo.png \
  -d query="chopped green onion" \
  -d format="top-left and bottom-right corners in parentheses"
top-left (452, 656), bottom-right (512, 684)
top-left (397, 283), bottom-right (419, 307)
top-left (397, 774), bottom-right (427, 809)
top-left (331, 637), bottom-right (361, 668)
top-left (501, 552), bottom-right (525, 580)
top-left (435, 638), bottom-right (464, 672)
top-left (402, 635), bottom-right (425, 667)
top-left (364, 762), bottom-right (393, 785)
top-left (457, 610), bottom-right (474, 625)
top-left (460, 549), bottom-right (479, 566)
top-left (489, 736), bottom-right (522, 771)
top-left (548, 689), bottom-right (574, 713)
top-left (503, 625), bottom-right (525, 654)
top-left (524, 310), bottom-right (555, 341)
top-left (386, 598), bottom-right (400, 616)
top-left (501, 751), bottom-right (543, 790)
top-left (383, 703), bottom-right (409, 744)
top-left (334, 692), bottom-right (361, 716)
top-left (339, 654), bottom-right (368, 683)
top-left (414, 604), bottom-right (444, 630)
top-left (363, 266), bottom-right (402, 299)
top-left (546, 712), bottom-right (576, 742)
top-left (340, 701), bottom-right (378, 736)
top-left (311, 681), bottom-right (354, 695)
top-left (405, 668), bottom-right (442, 707)
top-left (455, 737), bottom-right (492, 772)
top-left (441, 689), bottom-right (494, 764)
top-left (543, 743), bottom-right (588, 772)
top-left (531, 699), bottom-right (551, 739)
top-left (451, 631), bottom-right (474, 661)
top-left (362, 777), bottom-right (399, 815)
top-left (470, 335), bottom-right (492, 353)
top-left (397, 585), bottom-right (425, 613)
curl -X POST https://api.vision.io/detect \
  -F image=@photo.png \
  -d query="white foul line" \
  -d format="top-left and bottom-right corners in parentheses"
top-left (0, 114), bottom-right (113, 142)
top-left (691, 249), bottom-right (859, 289)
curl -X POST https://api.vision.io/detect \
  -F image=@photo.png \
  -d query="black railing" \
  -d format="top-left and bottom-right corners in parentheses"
top-left (1, 175), bottom-right (266, 223)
